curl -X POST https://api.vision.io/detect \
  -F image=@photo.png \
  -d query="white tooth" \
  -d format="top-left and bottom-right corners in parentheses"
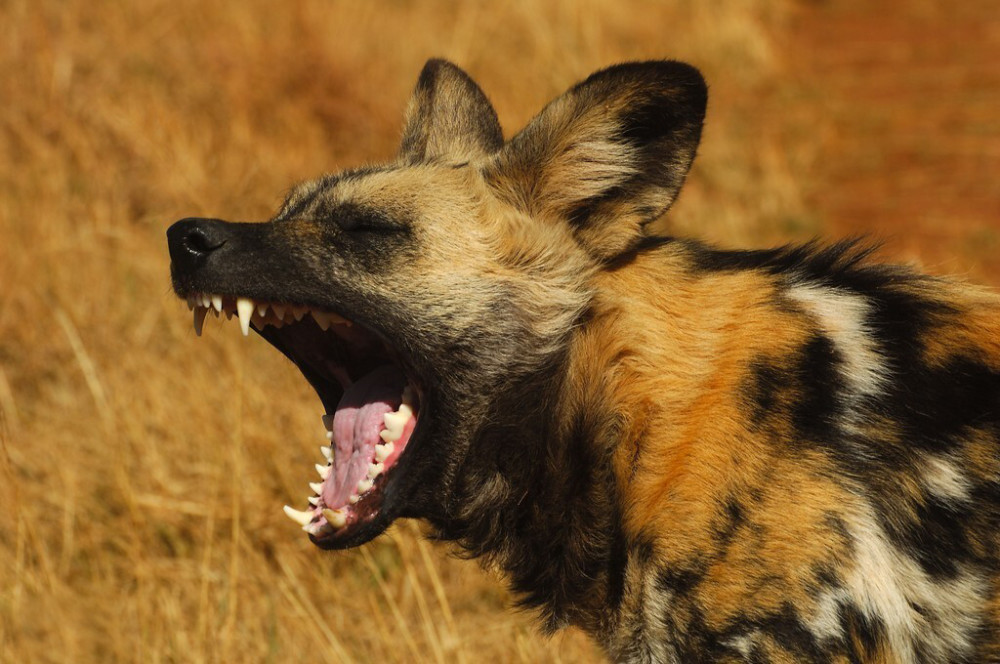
top-left (293, 306), bottom-right (307, 321)
top-left (211, 295), bottom-right (223, 312)
top-left (321, 446), bottom-right (332, 461)
top-left (357, 479), bottom-right (373, 494)
top-left (308, 496), bottom-right (319, 506)
top-left (375, 443), bottom-right (394, 462)
top-left (304, 521), bottom-right (331, 535)
top-left (367, 462), bottom-right (384, 479)
top-left (193, 306), bottom-right (208, 336)
top-left (282, 505), bottom-right (313, 527)
top-left (397, 403), bottom-right (413, 419)
top-left (384, 411), bottom-right (408, 438)
top-left (380, 429), bottom-right (399, 443)
top-left (236, 297), bottom-right (254, 336)
top-left (201, 294), bottom-right (210, 308)
top-left (256, 302), bottom-right (269, 317)
top-left (272, 304), bottom-right (286, 320)
top-left (349, 494), bottom-right (359, 504)
top-left (326, 431), bottom-right (334, 440)
top-left (322, 414), bottom-right (333, 431)
top-left (309, 482), bottom-right (323, 494)
top-left (323, 508), bottom-right (347, 529)
top-left (312, 311), bottom-right (331, 331)
top-left (315, 464), bottom-right (330, 479)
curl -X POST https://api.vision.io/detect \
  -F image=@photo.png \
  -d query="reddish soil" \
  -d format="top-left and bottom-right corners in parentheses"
top-left (787, 0), bottom-right (1000, 280)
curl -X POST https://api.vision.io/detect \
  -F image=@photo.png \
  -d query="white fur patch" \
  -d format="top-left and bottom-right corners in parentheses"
top-left (787, 284), bottom-right (886, 398)
top-left (836, 505), bottom-right (984, 662)
top-left (922, 455), bottom-right (972, 504)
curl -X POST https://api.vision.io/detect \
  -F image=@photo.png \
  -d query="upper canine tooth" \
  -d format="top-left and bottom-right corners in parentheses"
top-left (236, 297), bottom-right (254, 336)
top-left (282, 505), bottom-right (314, 527)
top-left (211, 295), bottom-right (223, 313)
top-left (193, 306), bottom-right (208, 336)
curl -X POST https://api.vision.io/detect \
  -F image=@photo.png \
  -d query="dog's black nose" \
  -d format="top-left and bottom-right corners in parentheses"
top-left (167, 217), bottom-right (229, 274)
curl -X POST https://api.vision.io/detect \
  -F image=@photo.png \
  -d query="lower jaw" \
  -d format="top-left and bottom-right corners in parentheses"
top-left (282, 385), bottom-right (419, 539)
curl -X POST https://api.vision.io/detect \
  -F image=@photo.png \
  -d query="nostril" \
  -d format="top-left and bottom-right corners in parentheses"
top-left (167, 218), bottom-right (231, 271)
top-left (185, 227), bottom-right (226, 254)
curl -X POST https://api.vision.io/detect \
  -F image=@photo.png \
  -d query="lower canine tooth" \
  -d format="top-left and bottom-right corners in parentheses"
top-left (323, 508), bottom-right (347, 528)
top-left (282, 505), bottom-right (314, 527)
top-left (357, 479), bottom-right (373, 494)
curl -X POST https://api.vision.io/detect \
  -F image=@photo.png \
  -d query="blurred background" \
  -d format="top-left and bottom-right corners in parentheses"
top-left (1, 1), bottom-right (997, 661)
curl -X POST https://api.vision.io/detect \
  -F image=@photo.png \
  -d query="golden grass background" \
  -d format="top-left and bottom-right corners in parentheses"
top-left (1, 1), bottom-right (997, 662)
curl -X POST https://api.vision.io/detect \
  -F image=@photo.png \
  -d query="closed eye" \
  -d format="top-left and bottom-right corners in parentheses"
top-left (335, 204), bottom-right (408, 234)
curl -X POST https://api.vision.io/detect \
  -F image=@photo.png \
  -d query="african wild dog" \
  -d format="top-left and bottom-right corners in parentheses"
top-left (167, 60), bottom-right (1000, 662)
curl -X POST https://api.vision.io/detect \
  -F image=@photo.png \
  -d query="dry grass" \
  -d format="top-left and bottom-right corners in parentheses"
top-left (6, 0), bottom-right (993, 662)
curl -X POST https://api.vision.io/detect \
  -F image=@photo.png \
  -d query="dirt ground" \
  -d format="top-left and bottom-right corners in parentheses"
top-left (787, 0), bottom-right (1000, 279)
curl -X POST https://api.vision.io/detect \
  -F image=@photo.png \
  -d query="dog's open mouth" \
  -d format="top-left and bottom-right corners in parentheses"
top-left (186, 293), bottom-right (419, 543)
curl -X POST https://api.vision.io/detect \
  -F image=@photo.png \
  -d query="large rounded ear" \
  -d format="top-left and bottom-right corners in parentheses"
top-left (399, 59), bottom-right (503, 164)
top-left (485, 61), bottom-right (707, 262)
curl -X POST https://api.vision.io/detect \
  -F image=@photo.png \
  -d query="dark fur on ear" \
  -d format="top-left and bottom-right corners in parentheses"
top-left (485, 61), bottom-right (707, 262)
top-left (399, 59), bottom-right (504, 164)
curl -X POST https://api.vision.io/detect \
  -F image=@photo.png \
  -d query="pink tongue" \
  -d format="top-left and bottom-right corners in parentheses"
top-left (325, 365), bottom-right (406, 508)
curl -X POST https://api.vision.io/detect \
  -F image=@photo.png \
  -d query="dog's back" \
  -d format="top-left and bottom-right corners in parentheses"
top-left (577, 239), bottom-right (1000, 661)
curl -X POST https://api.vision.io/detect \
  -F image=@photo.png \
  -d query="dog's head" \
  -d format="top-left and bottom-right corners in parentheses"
top-left (166, 59), bottom-right (706, 548)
